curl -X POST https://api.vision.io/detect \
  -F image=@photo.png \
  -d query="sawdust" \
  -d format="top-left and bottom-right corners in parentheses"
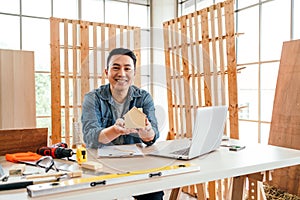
top-left (263, 184), bottom-right (300, 200)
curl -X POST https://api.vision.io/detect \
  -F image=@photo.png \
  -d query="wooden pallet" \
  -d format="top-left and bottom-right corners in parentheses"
top-left (163, 0), bottom-right (238, 199)
top-left (163, 0), bottom-right (238, 141)
top-left (50, 18), bottom-right (141, 145)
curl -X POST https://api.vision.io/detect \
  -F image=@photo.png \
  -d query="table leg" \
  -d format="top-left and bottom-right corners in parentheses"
top-left (247, 172), bottom-right (266, 200)
top-left (169, 187), bottom-right (182, 200)
top-left (231, 176), bottom-right (246, 200)
top-left (208, 181), bottom-right (216, 199)
top-left (196, 183), bottom-right (207, 200)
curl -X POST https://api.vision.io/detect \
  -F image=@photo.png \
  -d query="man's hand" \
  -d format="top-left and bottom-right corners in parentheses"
top-left (98, 118), bottom-right (137, 144)
top-left (114, 118), bottom-right (137, 135)
top-left (137, 118), bottom-right (155, 142)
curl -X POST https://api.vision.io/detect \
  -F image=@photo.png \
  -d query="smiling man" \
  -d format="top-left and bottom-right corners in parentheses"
top-left (81, 48), bottom-right (163, 200)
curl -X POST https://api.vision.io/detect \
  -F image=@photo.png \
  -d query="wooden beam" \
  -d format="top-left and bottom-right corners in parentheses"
top-left (50, 17), bottom-right (61, 144)
top-left (224, 0), bottom-right (239, 139)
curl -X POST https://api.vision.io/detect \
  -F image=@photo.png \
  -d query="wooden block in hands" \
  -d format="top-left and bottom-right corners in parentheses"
top-left (124, 107), bottom-right (146, 129)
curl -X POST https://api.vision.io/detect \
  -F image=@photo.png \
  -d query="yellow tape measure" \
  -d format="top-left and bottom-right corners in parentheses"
top-left (76, 145), bottom-right (87, 164)
top-left (93, 163), bottom-right (191, 180)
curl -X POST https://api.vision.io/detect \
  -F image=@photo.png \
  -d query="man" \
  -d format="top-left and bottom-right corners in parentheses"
top-left (81, 48), bottom-right (164, 200)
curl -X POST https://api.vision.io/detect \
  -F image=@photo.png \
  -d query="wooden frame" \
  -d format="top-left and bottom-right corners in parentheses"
top-left (163, 0), bottom-right (238, 199)
top-left (50, 17), bottom-right (141, 145)
top-left (163, 0), bottom-right (238, 141)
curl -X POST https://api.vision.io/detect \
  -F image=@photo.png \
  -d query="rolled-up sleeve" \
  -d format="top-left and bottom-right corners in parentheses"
top-left (141, 92), bottom-right (160, 146)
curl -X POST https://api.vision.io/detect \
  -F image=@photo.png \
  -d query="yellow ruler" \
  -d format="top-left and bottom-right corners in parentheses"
top-left (27, 163), bottom-right (200, 198)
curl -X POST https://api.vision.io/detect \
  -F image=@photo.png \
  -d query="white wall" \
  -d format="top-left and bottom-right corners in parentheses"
top-left (151, 0), bottom-right (176, 140)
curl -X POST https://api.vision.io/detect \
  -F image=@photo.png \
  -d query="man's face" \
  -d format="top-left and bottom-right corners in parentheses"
top-left (105, 54), bottom-right (135, 93)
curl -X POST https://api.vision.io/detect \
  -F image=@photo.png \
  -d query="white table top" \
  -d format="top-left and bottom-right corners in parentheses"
top-left (1, 140), bottom-right (300, 200)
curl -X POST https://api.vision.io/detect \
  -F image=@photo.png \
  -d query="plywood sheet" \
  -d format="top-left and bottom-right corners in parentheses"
top-left (0, 49), bottom-right (36, 129)
top-left (268, 39), bottom-right (300, 196)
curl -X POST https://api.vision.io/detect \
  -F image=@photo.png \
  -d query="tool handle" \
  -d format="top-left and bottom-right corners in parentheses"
top-left (0, 180), bottom-right (33, 190)
top-left (5, 152), bottom-right (42, 163)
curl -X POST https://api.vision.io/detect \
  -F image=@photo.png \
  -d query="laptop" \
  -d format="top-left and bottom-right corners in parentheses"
top-left (148, 105), bottom-right (228, 160)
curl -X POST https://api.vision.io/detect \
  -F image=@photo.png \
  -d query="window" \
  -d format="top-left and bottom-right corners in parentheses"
top-left (22, 0), bottom-right (52, 18)
top-left (0, 0), bottom-right (20, 14)
top-left (0, 15), bottom-right (20, 49)
top-left (105, 1), bottom-right (128, 25)
top-left (81, 0), bottom-right (104, 22)
top-left (53, 0), bottom-right (78, 19)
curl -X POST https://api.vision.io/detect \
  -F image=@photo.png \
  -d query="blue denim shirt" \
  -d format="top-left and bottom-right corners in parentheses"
top-left (81, 84), bottom-right (160, 148)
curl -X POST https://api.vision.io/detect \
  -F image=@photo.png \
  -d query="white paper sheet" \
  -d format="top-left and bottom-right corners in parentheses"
top-left (98, 144), bottom-right (144, 157)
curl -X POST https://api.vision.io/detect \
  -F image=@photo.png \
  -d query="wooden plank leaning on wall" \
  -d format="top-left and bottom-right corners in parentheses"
top-left (268, 39), bottom-right (300, 197)
top-left (0, 49), bottom-right (36, 129)
top-left (0, 128), bottom-right (48, 156)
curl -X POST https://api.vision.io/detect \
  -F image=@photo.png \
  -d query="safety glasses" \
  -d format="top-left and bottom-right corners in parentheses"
top-left (36, 156), bottom-right (59, 173)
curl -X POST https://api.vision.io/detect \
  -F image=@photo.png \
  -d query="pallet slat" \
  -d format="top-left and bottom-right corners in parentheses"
top-left (64, 20), bottom-right (70, 143)
top-left (50, 18), bottom-right (61, 144)
top-left (224, 0), bottom-right (238, 139)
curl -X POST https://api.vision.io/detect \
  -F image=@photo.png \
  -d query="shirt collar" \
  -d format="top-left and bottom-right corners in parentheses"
top-left (99, 84), bottom-right (142, 103)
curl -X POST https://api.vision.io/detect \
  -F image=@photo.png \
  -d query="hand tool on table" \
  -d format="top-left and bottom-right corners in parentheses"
top-left (37, 143), bottom-right (74, 159)
top-left (6, 152), bottom-right (67, 173)
top-left (25, 170), bottom-right (82, 179)
top-left (5, 152), bottom-right (42, 163)
top-left (0, 162), bottom-right (82, 190)
top-left (76, 145), bottom-right (87, 164)
top-left (37, 142), bottom-right (87, 164)
top-left (27, 164), bottom-right (200, 198)
top-left (0, 176), bottom-right (60, 191)
top-left (0, 164), bottom-right (9, 182)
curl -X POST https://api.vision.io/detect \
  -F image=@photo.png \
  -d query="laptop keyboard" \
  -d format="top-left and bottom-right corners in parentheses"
top-left (171, 148), bottom-right (190, 156)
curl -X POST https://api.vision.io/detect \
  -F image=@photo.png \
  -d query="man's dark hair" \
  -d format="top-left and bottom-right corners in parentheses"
top-left (106, 48), bottom-right (137, 70)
